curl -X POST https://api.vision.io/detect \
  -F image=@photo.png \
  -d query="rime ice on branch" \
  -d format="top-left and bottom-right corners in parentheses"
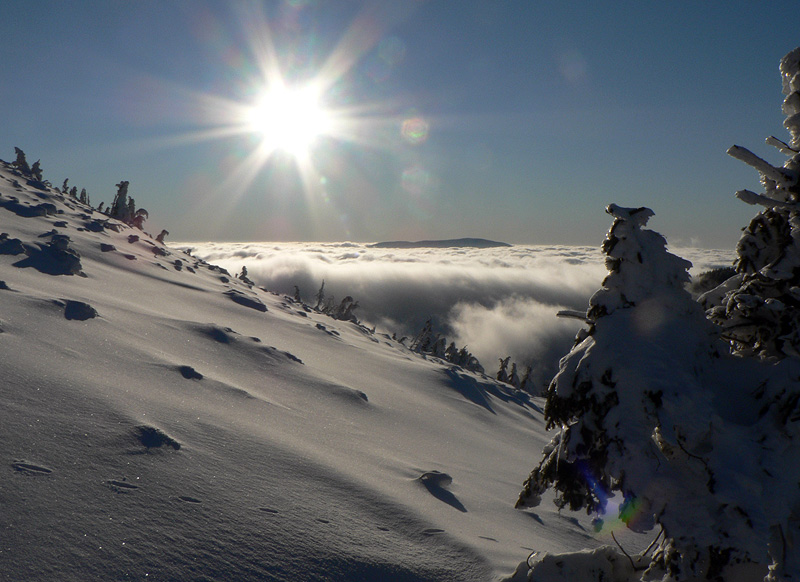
top-left (706, 47), bottom-right (800, 360)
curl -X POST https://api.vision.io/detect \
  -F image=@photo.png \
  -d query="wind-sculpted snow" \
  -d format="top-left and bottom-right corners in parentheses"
top-left (181, 241), bottom-right (734, 386)
top-left (3, 158), bottom-right (647, 581)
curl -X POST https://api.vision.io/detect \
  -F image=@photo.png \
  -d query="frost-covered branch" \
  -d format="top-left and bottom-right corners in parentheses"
top-left (766, 135), bottom-right (797, 155)
top-left (727, 145), bottom-right (795, 188)
top-left (734, 188), bottom-right (800, 209)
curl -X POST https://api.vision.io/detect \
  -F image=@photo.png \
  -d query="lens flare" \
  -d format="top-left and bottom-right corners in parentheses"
top-left (401, 164), bottom-right (431, 196)
top-left (401, 116), bottom-right (429, 145)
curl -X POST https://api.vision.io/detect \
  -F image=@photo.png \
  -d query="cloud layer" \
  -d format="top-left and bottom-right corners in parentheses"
top-left (180, 241), bottom-right (735, 389)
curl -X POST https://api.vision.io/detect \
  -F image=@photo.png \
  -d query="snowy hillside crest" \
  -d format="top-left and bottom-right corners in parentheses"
top-left (512, 48), bottom-right (800, 582)
top-left (0, 145), bottom-right (553, 580)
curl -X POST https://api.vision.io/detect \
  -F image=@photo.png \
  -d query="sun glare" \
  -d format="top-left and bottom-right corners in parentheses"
top-left (245, 84), bottom-right (331, 157)
top-left (147, 1), bottom-right (423, 235)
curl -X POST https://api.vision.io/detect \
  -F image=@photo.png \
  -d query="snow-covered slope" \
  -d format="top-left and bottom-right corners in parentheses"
top-left (0, 160), bottom-right (632, 581)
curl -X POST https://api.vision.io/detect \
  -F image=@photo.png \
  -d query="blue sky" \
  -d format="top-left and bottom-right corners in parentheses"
top-left (1, 1), bottom-right (797, 247)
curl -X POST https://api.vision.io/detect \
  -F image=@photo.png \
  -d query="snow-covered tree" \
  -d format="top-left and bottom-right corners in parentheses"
top-left (12, 147), bottom-right (31, 176)
top-left (131, 207), bottom-right (148, 229)
top-left (31, 160), bottom-right (43, 182)
top-left (408, 319), bottom-right (483, 372)
top-left (110, 181), bottom-right (129, 220)
top-left (514, 53), bottom-right (800, 574)
top-left (703, 47), bottom-right (800, 361)
top-left (514, 204), bottom-right (790, 579)
top-left (314, 280), bottom-right (326, 310)
top-left (410, 318), bottom-right (435, 353)
top-left (518, 364), bottom-right (533, 393)
top-left (238, 265), bottom-right (254, 286)
top-left (328, 296), bottom-right (359, 322)
top-left (508, 362), bottom-right (520, 388)
top-left (496, 356), bottom-right (510, 383)
top-left (455, 346), bottom-right (484, 374)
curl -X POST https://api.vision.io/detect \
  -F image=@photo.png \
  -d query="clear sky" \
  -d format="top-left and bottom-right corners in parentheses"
top-left (1, 1), bottom-right (797, 247)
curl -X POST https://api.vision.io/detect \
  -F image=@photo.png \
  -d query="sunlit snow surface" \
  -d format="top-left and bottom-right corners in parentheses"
top-left (0, 161), bottom-right (736, 581)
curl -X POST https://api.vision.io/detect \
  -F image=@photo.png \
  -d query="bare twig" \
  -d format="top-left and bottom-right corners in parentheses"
top-left (611, 531), bottom-right (646, 572)
top-left (641, 526), bottom-right (664, 557)
top-left (556, 309), bottom-right (589, 321)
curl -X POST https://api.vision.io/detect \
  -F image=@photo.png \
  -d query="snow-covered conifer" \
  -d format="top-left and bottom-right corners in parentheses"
top-left (335, 296), bottom-right (359, 322)
top-left (131, 208), bottom-right (148, 230)
top-left (519, 364), bottom-right (533, 393)
top-left (410, 318), bottom-right (434, 353)
top-left (12, 147), bottom-right (31, 176)
top-left (514, 204), bottom-right (765, 579)
top-left (238, 265), bottom-right (254, 286)
top-left (314, 280), bottom-right (325, 310)
top-left (703, 47), bottom-right (800, 361)
top-left (31, 160), bottom-right (42, 182)
top-left (429, 336), bottom-right (447, 358)
top-left (508, 362), bottom-right (520, 388)
top-left (454, 345), bottom-right (484, 374)
top-left (110, 181), bottom-right (130, 221)
top-left (496, 356), bottom-right (510, 383)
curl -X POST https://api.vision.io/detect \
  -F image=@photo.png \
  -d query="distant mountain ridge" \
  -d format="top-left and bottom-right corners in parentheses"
top-left (369, 237), bottom-right (511, 249)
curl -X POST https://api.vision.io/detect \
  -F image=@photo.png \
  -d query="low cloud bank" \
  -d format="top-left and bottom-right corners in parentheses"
top-left (181, 241), bottom-right (734, 390)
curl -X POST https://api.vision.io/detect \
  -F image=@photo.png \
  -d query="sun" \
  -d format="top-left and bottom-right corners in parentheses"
top-left (244, 83), bottom-right (332, 158)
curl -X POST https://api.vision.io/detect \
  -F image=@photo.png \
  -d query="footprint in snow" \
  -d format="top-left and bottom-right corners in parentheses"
top-left (11, 461), bottom-right (52, 475)
top-left (105, 479), bottom-right (139, 493)
top-left (422, 528), bottom-right (445, 536)
top-left (224, 289), bottom-right (267, 312)
top-left (315, 323), bottom-right (340, 337)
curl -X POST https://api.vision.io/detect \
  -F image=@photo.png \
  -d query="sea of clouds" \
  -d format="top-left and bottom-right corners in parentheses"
top-left (179, 241), bottom-right (735, 389)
